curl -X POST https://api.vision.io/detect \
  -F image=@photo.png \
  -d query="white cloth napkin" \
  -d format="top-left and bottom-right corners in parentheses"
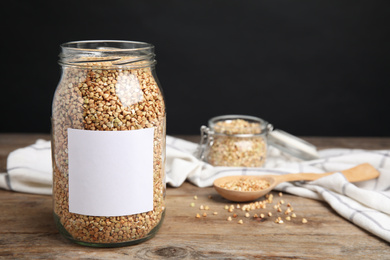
top-left (1, 136), bottom-right (390, 243)
top-left (0, 139), bottom-right (52, 195)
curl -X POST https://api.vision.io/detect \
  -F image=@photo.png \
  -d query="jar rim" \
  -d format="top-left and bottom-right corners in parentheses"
top-left (208, 114), bottom-right (270, 136)
top-left (59, 40), bottom-right (156, 68)
top-left (61, 40), bottom-right (154, 52)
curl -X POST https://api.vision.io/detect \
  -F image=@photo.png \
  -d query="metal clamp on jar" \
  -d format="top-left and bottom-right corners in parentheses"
top-left (198, 115), bottom-right (319, 167)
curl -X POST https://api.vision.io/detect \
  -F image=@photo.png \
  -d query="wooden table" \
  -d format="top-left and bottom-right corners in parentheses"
top-left (1, 134), bottom-right (389, 259)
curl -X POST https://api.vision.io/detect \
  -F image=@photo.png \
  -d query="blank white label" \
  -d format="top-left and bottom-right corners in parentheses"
top-left (67, 128), bottom-right (154, 217)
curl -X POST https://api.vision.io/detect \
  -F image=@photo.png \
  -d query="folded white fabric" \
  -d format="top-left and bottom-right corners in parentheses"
top-left (0, 139), bottom-right (52, 195)
top-left (1, 136), bottom-right (389, 242)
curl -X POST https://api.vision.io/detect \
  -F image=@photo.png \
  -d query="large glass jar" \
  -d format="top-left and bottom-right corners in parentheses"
top-left (51, 40), bottom-right (166, 247)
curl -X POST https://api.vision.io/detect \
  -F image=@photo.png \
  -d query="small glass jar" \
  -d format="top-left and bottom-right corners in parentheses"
top-left (198, 115), bottom-right (320, 167)
top-left (199, 115), bottom-right (272, 167)
top-left (51, 40), bottom-right (166, 247)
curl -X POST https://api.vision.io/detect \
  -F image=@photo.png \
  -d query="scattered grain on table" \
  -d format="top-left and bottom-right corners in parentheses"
top-left (190, 192), bottom-right (309, 226)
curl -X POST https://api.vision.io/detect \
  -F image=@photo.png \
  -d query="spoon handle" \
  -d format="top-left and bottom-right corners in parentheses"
top-left (274, 163), bottom-right (379, 185)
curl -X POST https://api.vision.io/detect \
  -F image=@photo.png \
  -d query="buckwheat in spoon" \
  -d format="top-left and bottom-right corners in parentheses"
top-left (213, 163), bottom-right (380, 202)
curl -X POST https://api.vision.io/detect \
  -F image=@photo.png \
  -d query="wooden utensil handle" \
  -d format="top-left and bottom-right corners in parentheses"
top-left (274, 163), bottom-right (379, 184)
top-left (338, 163), bottom-right (380, 182)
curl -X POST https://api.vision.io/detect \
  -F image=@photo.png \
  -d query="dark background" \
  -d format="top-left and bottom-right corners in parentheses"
top-left (3, 0), bottom-right (390, 136)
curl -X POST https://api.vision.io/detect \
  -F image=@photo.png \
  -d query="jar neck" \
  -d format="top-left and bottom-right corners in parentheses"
top-left (59, 40), bottom-right (156, 68)
top-left (208, 115), bottom-right (270, 136)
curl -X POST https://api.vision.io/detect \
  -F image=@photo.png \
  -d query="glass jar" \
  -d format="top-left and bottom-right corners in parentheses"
top-left (51, 40), bottom-right (166, 247)
top-left (198, 115), bottom-right (320, 167)
top-left (199, 115), bottom-right (272, 167)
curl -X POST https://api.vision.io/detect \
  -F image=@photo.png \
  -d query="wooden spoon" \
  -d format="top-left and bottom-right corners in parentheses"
top-left (213, 163), bottom-right (380, 202)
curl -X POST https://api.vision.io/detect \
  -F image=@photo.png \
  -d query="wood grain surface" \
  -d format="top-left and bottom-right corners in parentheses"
top-left (0, 134), bottom-right (389, 259)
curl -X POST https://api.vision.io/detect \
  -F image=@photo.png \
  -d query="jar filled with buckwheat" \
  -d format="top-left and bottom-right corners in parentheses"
top-left (199, 115), bottom-right (272, 167)
top-left (198, 115), bottom-right (320, 167)
top-left (51, 40), bottom-right (166, 247)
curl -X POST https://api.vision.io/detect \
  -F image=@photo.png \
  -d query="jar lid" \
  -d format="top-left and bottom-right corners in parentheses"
top-left (267, 129), bottom-right (319, 160)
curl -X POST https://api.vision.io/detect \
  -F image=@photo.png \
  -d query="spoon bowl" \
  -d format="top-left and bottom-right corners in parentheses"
top-left (213, 163), bottom-right (380, 202)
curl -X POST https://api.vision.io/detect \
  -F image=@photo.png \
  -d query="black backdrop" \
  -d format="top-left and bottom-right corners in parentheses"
top-left (3, 0), bottom-right (390, 136)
